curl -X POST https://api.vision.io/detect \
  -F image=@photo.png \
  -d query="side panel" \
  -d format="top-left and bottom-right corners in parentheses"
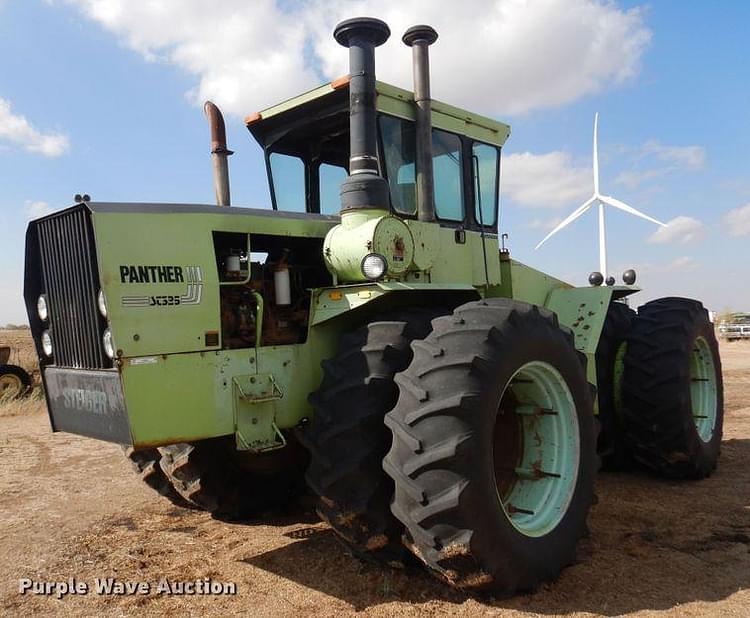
top-left (121, 327), bottom-right (340, 448)
top-left (91, 206), bottom-right (337, 359)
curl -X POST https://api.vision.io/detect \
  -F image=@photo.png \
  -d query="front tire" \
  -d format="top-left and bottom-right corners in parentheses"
top-left (300, 308), bottom-right (445, 561)
top-left (122, 446), bottom-right (194, 509)
top-left (159, 436), bottom-right (307, 518)
top-left (623, 298), bottom-right (723, 478)
top-left (384, 299), bottom-right (596, 593)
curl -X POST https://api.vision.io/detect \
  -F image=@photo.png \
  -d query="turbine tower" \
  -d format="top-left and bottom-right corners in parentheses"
top-left (535, 113), bottom-right (668, 281)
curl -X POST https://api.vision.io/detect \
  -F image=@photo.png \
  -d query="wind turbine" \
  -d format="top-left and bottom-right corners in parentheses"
top-left (535, 113), bottom-right (668, 283)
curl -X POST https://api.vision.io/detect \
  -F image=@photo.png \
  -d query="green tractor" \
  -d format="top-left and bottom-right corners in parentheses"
top-left (23, 18), bottom-right (723, 594)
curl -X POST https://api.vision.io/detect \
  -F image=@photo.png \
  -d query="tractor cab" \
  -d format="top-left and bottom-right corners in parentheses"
top-left (246, 79), bottom-right (510, 235)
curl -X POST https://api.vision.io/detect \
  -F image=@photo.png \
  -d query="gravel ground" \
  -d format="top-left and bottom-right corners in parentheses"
top-left (0, 331), bottom-right (748, 617)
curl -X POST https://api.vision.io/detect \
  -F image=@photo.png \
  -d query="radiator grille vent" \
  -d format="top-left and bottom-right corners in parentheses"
top-left (37, 208), bottom-right (107, 369)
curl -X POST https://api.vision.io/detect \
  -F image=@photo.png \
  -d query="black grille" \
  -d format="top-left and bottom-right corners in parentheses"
top-left (37, 208), bottom-right (107, 369)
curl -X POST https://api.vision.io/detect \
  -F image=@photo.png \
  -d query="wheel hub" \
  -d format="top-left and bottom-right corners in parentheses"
top-left (493, 361), bottom-right (580, 537)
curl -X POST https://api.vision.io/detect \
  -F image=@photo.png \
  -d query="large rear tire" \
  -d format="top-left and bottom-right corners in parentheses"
top-left (595, 300), bottom-right (635, 469)
top-left (159, 436), bottom-right (307, 519)
top-left (300, 308), bottom-right (446, 562)
top-left (384, 299), bottom-right (596, 593)
top-left (623, 297), bottom-right (723, 478)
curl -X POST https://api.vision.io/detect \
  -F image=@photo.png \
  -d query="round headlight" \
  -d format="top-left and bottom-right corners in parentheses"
top-left (361, 253), bottom-right (387, 281)
top-left (103, 328), bottom-right (115, 359)
top-left (41, 330), bottom-right (53, 356)
top-left (37, 294), bottom-right (48, 321)
top-left (97, 289), bottom-right (108, 318)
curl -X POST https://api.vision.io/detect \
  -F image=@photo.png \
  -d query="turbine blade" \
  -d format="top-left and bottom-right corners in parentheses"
top-left (599, 195), bottom-right (667, 226)
top-left (535, 196), bottom-right (596, 250)
top-left (593, 112), bottom-right (599, 195)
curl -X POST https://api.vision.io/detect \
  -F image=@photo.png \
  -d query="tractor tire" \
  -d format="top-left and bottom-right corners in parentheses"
top-left (622, 297), bottom-right (723, 478)
top-left (159, 436), bottom-right (308, 519)
top-left (384, 299), bottom-right (596, 594)
top-left (595, 300), bottom-right (635, 469)
top-left (0, 364), bottom-right (32, 399)
top-left (300, 308), bottom-right (447, 563)
top-left (121, 446), bottom-right (194, 509)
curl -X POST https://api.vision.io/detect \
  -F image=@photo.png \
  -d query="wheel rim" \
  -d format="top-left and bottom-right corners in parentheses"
top-left (493, 361), bottom-right (580, 538)
top-left (691, 336), bottom-right (718, 442)
top-left (612, 341), bottom-right (628, 420)
top-left (0, 373), bottom-right (23, 398)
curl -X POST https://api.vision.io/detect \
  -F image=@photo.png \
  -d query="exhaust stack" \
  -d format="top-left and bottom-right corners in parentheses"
top-left (403, 25), bottom-right (438, 223)
top-left (204, 101), bottom-right (233, 206)
top-left (333, 17), bottom-right (391, 212)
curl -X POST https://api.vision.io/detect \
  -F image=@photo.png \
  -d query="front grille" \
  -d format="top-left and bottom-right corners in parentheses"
top-left (37, 208), bottom-right (107, 369)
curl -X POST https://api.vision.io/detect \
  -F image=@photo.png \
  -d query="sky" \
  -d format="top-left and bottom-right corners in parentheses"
top-left (1, 0), bottom-right (749, 324)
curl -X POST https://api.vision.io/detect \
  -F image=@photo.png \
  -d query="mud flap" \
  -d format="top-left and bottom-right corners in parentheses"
top-left (44, 368), bottom-right (131, 444)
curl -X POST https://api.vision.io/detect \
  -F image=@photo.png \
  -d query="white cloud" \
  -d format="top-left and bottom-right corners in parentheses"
top-left (634, 255), bottom-right (699, 276)
top-left (648, 216), bottom-right (706, 244)
top-left (25, 200), bottom-right (54, 219)
top-left (60, 0), bottom-right (651, 117)
top-left (502, 151), bottom-right (591, 208)
top-left (641, 140), bottom-right (705, 169)
top-left (0, 97), bottom-right (69, 157)
top-left (525, 215), bottom-right (564, 231)
top-left (724, 203), bottom-right (750, 237)
top-left (615, 140), bottom-right (706, 189)
top-left (664, 256), bottom-right (699, 272)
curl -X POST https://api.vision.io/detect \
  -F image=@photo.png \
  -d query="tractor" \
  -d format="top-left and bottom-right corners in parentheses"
top-left (23, 17), bottom-right (723, 594)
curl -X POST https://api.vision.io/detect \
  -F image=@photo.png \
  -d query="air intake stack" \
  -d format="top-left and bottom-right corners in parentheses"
top-left (403, 25), bottom-right (438, 223)
top-left (333, 17), bottom-right (391, 212)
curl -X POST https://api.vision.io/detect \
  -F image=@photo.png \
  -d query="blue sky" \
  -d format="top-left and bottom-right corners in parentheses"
top-left (1, 0), bottom-right (749, 324)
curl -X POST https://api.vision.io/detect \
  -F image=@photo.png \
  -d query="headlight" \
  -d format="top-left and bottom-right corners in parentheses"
top-left (97, 289), bottom-right (108, 318)
top-left (37, 294), bottom-right (48, 321)
top-left (41, 330), bottom-right (53, 356)
top-left (361, 253), bottom-right (387, 281)
top-left (103, 328), bottom-right (115, 359)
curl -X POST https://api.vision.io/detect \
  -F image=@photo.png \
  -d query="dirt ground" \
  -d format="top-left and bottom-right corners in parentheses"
top-left (0, 329), bottom-right (748, 617)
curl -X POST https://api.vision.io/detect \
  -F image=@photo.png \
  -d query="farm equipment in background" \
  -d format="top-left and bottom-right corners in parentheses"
top-left (719, 313), bottom-right (750, 341)
top-left (22, 17), bottom-right (723, 594)
top-left (0, 346), bottom-right (32, 400)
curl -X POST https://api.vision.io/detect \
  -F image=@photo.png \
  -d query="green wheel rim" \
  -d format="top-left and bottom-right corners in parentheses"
top-left (493, 361), bottom-right (580, 538)
top-left (691, 336), bottom-right (718, 442)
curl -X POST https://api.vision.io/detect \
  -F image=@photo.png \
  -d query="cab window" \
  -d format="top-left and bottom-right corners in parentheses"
top-left (379, 115), bottom-right (417, 216)
top-left (269, 153), bottom-right (305, 213)
top-left (319, 163), bottom-right (347, 215)
top-left (432, 129), bottom-right (464, 222)
top-left (472, 142), bottom-right (499, 227)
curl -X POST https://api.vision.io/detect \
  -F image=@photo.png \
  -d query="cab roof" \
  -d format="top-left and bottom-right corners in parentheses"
top-left (246, 78), bottom-right (511, 148)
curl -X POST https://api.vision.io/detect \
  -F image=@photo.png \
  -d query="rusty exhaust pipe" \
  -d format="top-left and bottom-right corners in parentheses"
top-left (403, 25), bottom-right (438, 222)
top-left (204, 101), bottom-right (233, 206)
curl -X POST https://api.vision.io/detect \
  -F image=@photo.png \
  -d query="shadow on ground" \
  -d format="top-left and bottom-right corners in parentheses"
top-left (240, 438), bottom-right (750, 615)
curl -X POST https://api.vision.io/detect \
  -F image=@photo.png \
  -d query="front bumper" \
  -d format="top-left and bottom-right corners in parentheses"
top-left (44, 367), bottom-right (131, 444)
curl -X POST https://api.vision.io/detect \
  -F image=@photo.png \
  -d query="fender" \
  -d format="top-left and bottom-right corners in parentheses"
top-left (546, 285), bottom-right (639, 408)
